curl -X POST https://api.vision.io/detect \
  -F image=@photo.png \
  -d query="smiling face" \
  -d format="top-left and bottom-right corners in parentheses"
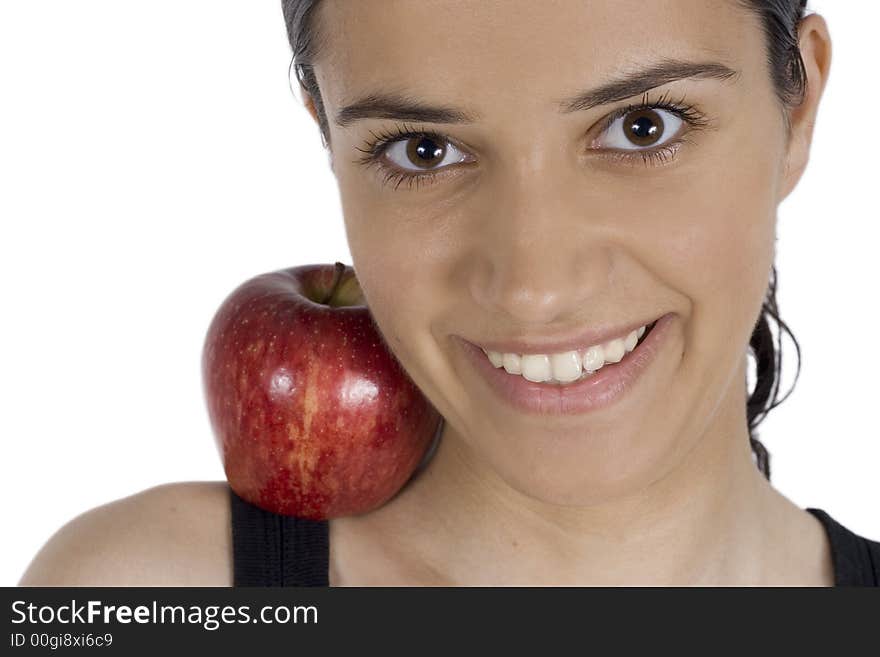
top-left (304, 0), bottom-right (801, 505)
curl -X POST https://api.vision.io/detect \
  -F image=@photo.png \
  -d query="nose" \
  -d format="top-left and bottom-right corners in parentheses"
top-left (463, 161), bottom-right (614, 328)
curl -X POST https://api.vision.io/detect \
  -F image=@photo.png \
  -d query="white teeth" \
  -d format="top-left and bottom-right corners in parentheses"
top-left (603, 338), bottom-right (626, 363)
top-left (581, 345), bottom-right (604, 372)
top-left (502, 352), bottom-right (522, 374)
top-left (549, 350), bottom-right (582, 383)
top-left (486, 350), bottom-right (504, 368)
top-left (480, 322), bottom-right (649, 384)
top-left (520, 354), bottom-right (552, 382)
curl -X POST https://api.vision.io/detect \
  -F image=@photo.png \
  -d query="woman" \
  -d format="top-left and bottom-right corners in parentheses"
top-left (19, 0), bottom-right (879, 586)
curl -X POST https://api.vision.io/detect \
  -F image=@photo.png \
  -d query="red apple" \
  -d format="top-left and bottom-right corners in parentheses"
top-left (201, 261), bottom-right (442, 520)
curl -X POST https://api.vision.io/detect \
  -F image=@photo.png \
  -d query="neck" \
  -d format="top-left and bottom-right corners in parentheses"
top-left (387, 374), bottom-right (780, 585)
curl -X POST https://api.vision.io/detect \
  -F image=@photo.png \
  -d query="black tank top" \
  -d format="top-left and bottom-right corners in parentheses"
top-left (228, 486), bottom-right (879, 586)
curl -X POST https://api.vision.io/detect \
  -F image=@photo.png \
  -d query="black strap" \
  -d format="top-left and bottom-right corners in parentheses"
top-left (229, 486), bottom-right (329, 586)
top-left (806, 507), bottom-right (880, 586)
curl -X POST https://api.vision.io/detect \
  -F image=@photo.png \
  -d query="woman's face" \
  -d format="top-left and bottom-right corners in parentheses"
top-left (309, 0), bottom-right (799, 504)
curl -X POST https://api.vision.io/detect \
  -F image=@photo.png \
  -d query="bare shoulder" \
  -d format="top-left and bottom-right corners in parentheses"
top-left (18, 481), bottom-right (233, 587)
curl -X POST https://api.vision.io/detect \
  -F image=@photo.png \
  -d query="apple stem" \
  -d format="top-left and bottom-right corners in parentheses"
top-left (319, 261), bottom-right (347, 305)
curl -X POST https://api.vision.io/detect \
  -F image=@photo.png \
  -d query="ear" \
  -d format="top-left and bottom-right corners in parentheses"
top-left (300, 87), bottom-right (321, 127)
top-left (779, 13), bottom-right (833, 202)
top-left (299, 87), bottom-right (333, 169)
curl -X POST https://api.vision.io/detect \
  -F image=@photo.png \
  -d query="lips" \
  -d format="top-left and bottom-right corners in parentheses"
top-left (457, 312), bottom-right (675, 415)
top-left (470, 316), bottom-right (663, 356)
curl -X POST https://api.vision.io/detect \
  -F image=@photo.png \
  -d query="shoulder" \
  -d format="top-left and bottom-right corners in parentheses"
top-left (806, 507), bottom-right (880, 586)
top-left (18, 481), bottom-right (233, 587)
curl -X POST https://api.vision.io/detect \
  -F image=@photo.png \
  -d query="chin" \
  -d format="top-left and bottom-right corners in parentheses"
top-left (486, 422), bottom-right (685, 507)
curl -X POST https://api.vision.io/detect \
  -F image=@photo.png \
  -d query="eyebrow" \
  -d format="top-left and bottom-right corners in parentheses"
top-left (333, 58), bottom-right (739, 128)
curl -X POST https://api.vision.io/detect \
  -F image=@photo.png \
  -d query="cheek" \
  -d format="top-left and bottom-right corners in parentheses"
top-left (337, 157), bottom-right (466, 319)
top-left (630, 117), bottom-right (784, 406)
top-left (337, 183), bottom-right (440, 359)
top-left (684, 139), bottom-right (780, 329)
top-left (665, 161), bottom-right (776, 317)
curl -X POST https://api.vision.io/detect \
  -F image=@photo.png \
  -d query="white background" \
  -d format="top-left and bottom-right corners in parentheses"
top-left (1, 1), bottom-right (876, 586)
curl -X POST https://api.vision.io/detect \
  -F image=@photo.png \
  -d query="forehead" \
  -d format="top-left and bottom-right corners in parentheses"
top-left (315, 0), bottom-right (760, 117)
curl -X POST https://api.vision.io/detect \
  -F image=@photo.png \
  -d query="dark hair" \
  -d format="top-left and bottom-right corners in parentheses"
top-left (281, 0), bottom-right (810, 481)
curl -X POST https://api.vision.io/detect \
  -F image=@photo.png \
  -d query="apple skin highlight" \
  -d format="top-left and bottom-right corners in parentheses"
top-left (202, 262), bottom-right (442, 520)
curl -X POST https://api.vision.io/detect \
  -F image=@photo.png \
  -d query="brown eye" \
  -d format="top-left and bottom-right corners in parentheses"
top-left (405, 136), bottom-right (446, 169)
top-left (594, 107), bottom-right (684, 152)
top-left (624, 108), bottom-right (664, 147)
top-left (383, 134), bottom-right (468, 173)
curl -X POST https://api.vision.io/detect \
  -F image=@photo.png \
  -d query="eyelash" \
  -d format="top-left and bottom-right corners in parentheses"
top-left (353, 90), bottom-right (710, 191)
